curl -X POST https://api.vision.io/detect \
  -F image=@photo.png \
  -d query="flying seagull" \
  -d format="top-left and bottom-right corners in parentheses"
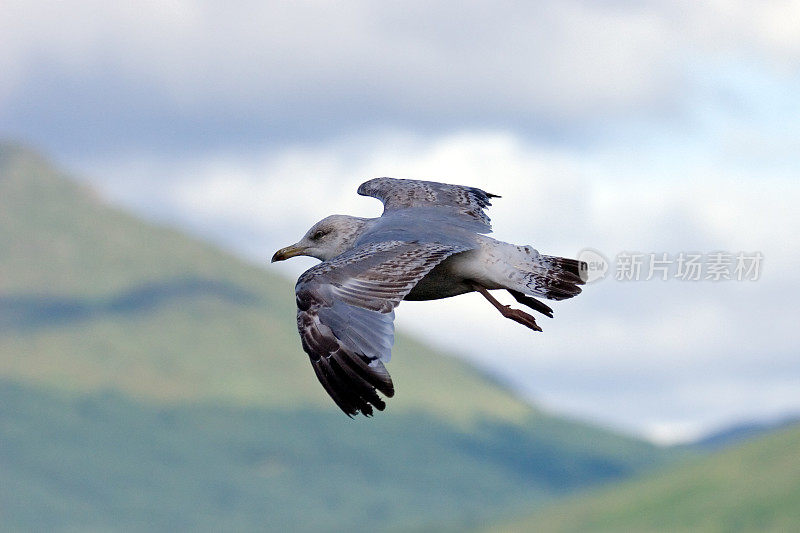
top-left (272, 178), bottom-right (585, 417)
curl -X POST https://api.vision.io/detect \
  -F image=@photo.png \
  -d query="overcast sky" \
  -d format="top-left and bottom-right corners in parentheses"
top-left (3, 0), bottom-right (799, 443)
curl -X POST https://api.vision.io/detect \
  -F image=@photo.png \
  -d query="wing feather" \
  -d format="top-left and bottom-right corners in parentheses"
top-left (296, 241), bottom-right (469, 416)
top-left (357, 177), bottom-right (499, 233)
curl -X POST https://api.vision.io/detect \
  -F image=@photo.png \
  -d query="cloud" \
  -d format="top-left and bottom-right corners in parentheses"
top-left (4, 0), bottom-right (799, 442)
top-left (3, 1), bottom-right (800, 155)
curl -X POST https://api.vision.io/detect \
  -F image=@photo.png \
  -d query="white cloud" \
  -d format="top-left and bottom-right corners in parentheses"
top-left (4, 0), bottom-right (800, 154)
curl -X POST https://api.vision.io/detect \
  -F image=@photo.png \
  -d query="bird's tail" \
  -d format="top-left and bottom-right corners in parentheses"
top-left (492, 243), bottom-right (586, 302)
top-left (528, 254), bottom-right (585, 300)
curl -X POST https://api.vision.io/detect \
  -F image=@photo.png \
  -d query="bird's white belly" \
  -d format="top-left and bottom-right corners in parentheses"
top-left (404, 242), bottom-right (502, 301)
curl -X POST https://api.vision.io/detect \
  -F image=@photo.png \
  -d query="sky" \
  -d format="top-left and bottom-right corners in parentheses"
top-left (2, 0), bottom-right (799, 443)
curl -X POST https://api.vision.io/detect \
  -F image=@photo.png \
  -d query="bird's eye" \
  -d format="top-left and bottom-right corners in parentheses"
top-left (311, 230), bottom-right (326, 240)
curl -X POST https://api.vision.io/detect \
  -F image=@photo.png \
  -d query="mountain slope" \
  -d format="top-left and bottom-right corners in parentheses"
top-left (691, 415), bottom-right (800, 451)
top-left (0, 143), bottom-right (676, 531)
top-left (490, 424), bottom-right (800, 532)
top-left (0, 142), bottom-right (533, 420)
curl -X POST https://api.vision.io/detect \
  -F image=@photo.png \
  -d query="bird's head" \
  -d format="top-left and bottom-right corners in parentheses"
top-left (271, 215), bottom-right (368, 263)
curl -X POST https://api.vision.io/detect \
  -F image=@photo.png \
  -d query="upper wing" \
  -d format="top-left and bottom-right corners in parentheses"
top-left (295, 240), bottom-right (469, 416)
top-left (357, 177), bottom-right (499, 233)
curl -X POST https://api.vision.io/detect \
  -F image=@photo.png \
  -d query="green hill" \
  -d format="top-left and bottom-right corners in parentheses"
top-left (691, 416), bottom-right (800, 451)
top-left (0, 143), bottom-right (675, 531)
top-left (0, 142), bottom-right (535, 419)
top-left (489, 424), bottom-right (800, 533)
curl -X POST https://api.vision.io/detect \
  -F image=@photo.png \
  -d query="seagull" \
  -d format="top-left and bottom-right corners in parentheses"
top-left (272, 178), bottom-right (585, 417)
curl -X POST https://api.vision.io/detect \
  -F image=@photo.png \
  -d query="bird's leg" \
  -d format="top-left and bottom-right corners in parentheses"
top-left (470, 283), bottom-right (542, 332)
top-left (507, 290), bottom-right (554, 318)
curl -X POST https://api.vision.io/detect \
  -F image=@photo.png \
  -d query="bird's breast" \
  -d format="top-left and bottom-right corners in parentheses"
top-left (403, 251), bottom-right (478, 301)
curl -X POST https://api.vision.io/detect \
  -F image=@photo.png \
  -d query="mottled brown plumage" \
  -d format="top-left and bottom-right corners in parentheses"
top-left (272, 178), bottom-right (585, 417)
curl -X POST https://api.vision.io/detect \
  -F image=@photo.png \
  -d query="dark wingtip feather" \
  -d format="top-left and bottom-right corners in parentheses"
top-left (342, 352), bottom-right (395, 398)
top-left (331, 353), bottom-right (386, 411)
top-left (311, 349), bottom-right (393, 418)
top-left (312, 360), bottom-right (357, 417)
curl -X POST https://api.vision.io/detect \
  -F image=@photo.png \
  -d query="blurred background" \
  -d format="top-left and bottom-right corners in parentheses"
top-left (1, 1), bottom-right (798, 531)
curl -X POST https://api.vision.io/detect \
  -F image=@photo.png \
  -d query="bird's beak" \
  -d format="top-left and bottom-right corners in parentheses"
top-left (271, 244), bottom-right (305, 262)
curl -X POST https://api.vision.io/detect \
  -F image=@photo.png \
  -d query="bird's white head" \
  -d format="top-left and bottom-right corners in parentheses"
top-left (271, 215), bottom-right (369, 263)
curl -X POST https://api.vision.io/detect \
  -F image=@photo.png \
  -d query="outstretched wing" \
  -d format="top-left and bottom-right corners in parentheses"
top-left (295, 240), bottom-right (469, 416)
top-left (357, 177), bottom-right (499, 233)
